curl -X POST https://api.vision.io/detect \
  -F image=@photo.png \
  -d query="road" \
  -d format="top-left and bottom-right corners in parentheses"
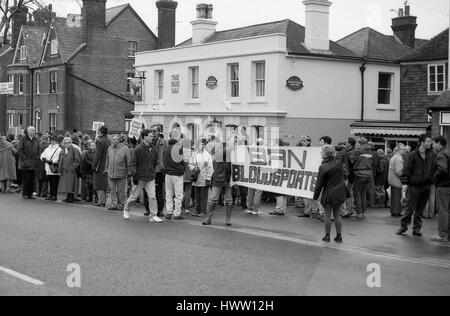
top-left (0, 193), bottom-right (449, 296)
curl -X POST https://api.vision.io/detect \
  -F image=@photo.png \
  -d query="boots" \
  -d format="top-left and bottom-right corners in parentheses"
top-left (225, 205), bottom-right (232, 227)
top-left (202, 203), bottom-right (216, 225)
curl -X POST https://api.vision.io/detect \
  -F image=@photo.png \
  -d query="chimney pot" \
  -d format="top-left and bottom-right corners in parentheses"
top-left (191, 3), bottom-right (217, 44)
top-left (398, 8), bottom-right (404, 17)
top-left (405, 5), bottom-right (410, 16)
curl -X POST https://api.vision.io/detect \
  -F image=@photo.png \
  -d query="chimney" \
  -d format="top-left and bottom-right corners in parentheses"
top-left (391, 3), bottom-right (417, 49)
top-left (191, 4), bottom-right (217, 45)
top-left (82, 0), bottom-right (107, 43)
top-left (303, 0), bottom-right (332, 51)
top-left (11, 6), bottom-right (28, 46)
top-left (156, 0), bottom-right (178, 49)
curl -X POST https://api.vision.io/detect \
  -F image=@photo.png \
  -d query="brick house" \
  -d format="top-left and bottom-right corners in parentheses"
top-left (399, 29), bottom-right (449, 140)
top-left (6, 0), bottom-right (177, 134)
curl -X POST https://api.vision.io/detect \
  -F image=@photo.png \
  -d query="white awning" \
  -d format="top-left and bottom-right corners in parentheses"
top-left (351, 127), bottom-right (427, 137)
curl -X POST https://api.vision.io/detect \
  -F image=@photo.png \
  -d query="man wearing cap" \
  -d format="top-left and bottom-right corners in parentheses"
top-left (93, 126), bottom-right (111, 207)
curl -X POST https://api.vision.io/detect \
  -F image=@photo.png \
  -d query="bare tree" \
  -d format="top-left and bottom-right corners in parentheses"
top-left (0, 0), bottom-right (46, 46)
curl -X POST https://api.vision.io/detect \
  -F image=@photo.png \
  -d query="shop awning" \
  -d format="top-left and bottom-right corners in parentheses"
top-left (350, 121), bottom-right (430, 137)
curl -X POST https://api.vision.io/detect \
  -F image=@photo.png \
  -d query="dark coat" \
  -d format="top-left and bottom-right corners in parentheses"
top-left (374, 156), bottom-right (388, 186)
top-left (313, 157), bottom-right (348, 208)
top-left (401, 149), bottom-right (435, 187)
top-left (81, 150), bottom-right (95, 177)
top-left (130, 142), bottom-right (158, 182)
top-left (58, 146), bottom-right (81, 193)
top-left (36, 143), bottom-right (49, 180)
top-left (17, 135), bottom-right (40, 171)
top-left (93, 134), bottom-right (111, 191)
top-left (433, 148), bottom-right (450, 188)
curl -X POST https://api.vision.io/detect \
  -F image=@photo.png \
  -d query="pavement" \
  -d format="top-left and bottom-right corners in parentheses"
top-left (0, 192), bottom-right (449, 296)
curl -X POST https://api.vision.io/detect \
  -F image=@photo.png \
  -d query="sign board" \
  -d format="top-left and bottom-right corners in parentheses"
top-left (0, 82), bottom-right (14, 95)
top-left (128, 118), bottom-right (144, 140)
top-left (231, 146), bottom-right (322, 199)
top-left (129, 78), bottom-right (142, 101)
top-left (286, 76), bottom-right (304, 91)
top-left (171, 75), bottom-right (180, 94)
top-left (206, 76), bottom-right (218, 89)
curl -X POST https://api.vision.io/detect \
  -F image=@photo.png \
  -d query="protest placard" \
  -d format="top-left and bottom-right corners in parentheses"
top-left (128, 118), bottom-right (144, 140)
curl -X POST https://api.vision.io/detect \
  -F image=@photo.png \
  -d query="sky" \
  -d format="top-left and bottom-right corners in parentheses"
top-left (48, 0), bottom-right (449, 43)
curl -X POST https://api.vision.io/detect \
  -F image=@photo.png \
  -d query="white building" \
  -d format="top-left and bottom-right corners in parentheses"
top-left (134, 1), bottom-right (407, 146)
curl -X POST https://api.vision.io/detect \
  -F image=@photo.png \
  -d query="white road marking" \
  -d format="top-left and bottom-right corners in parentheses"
top-left (186, 221), bottom-right (450, 270)
top-left (0, 266), bottom-right (45, 286)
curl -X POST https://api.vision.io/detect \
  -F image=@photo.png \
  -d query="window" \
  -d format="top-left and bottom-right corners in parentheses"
top-left (8, 74), bottom-right (14, 83)
top-left (189, 66), bottom-right (199, 99)
top-left (128, 41), bottom-right (137, 58)
top-left (18, 114), bottom-right (23, 125)
top-left (156, 70), bottom-right (164, 100)
top-left (8, 113), bottom-right (14, 128)
top-left (36, 73), bottom-right (40, 95)
top-left (50, 71), bottom-right (58, 93)
top-left (51, 39), bottom-right (59, 56)
top-left (251, 125), bottom-right (264, 144)
top-left (429, 64), bottom-right (446, 93)
top-left (229, 63), bottom-right (239, 98)
top-left (34, 111), bottom-right (41, 133)
top-left (378, 73), bottom-right (393, 104)
top-left (126, 73), bottom-right (134, 94)
top-left (18, 74), bottom-right (24, 95)
top-left (49, 113), bottom-right (57, 132)
top-left (20, 45), bottom-right (27, 61)
top-left (254, 61), bottom-right (266, 97)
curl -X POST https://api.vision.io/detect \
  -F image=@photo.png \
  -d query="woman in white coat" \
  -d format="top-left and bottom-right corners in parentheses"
top-left (189, 137), bottom-right (214, 217)
top-left (388, 144), bottom-right (409, 217)
top-left (40, 135), bottom-right (62, 201)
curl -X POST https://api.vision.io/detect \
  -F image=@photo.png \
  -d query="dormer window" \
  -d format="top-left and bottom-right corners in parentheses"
top-left (20, 45), bottom-right (27, 61)
top-left (51, 39), bottom-right (59, 56)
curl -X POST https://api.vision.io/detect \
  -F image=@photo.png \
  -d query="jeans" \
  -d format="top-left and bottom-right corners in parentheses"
top-left (125, 180), bottom-right (157, 216)
top-left (37, 180), bottom-right (48, 196)
top-left (425, 185), bottom-right (437, 217)
top-left (401, 185), bottom-right (431, 231)
top-left (247, 188), bottom-right (262, 211)
top-left (155, 172), bottom-right (165, 214)
top-left (165, 175), bottom-right (184, 217)
top-left (195, 186), bottom-right (209, 214)
top-left (97, 190), bottom-right (106, 205)
top-left (436, 187), bottom-right (450, 239)
top-left (108, 178), bottom-right (127, 209)
top-left (210, 184), bottom-right (233, 206)
top-left (21, 170), bottom-right (35, 198)
top-left (354, 176), bottom-right (370, 214)
top-left (275, 195), bottom-right (287, 213)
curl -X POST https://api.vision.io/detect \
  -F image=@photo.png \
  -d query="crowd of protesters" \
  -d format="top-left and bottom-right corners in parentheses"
top-left (1, 125), bottom-right (449, 244)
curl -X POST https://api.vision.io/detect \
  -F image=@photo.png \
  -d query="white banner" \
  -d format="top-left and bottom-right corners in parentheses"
top-left (0, 82), bottom-right (14, 95)
top-left (231, 146), bottom-right (322, 199)
top-left (128, 118), bottom-right (143, 140)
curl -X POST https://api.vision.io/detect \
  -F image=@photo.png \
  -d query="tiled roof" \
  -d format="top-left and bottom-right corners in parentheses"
top-left (337, 27), bottom-right (415, 62)
top-left (399, 29), bottom-right (448, 62)
top-left (21, 25), bottom-right (46, 67)
top-left (106, 4), bottom-right (129, 26)
top-left (53, 17), bottom-right (83, 63)
top-left (177, 19), bottom-right (358, 59)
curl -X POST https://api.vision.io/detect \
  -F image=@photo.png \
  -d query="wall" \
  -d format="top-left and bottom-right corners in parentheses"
top-left (0, 49), bottom-right (14, 134)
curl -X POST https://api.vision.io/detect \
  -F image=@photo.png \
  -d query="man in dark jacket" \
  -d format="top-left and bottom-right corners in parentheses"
top-left (430, 136), bottom-right (450, 242)
top-left (123, 129), bottom-right (162, 223)
top-left (163, 129), bottom-right (185, 220)
top-left (374, 149), bottom-right (388, 207)
top-left (152, 125), bottom-right (168, 217)
top-left (93, 126), bottom-right (111, 207)
top-left (18, 126), bottom-right (39, 199)
top-left (397, 134), bottom-right (434, 237)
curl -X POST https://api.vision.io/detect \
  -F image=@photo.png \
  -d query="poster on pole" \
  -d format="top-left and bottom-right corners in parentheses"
top-left (128, 118), bottom-right (144, 140)
top-left (231, 146), bottom-right (322, 199)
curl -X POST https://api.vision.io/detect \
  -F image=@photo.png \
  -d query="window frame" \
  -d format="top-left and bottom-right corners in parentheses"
top-left (18, 74), bottom-right (24, 95)
top-left (20, 45), bottom-right (27, 61)
top-left (7, 113), bottom-right (14, 128)
top-left (377, 72), bottom-right (393, 105)
top-left (36, 73), bottom-right (41, 95)
top-left (50, 71), bottom-right (58, 93)
top-left (428, 64), bottom-right (446, 94)
top-left (50, 39), bottom-right (59, 56)
top-left (49, 113), bottom-right (57, 132)
top-left (254, 61), bottom-right (266, 98)
top-left (189, 66), bottom-right (199, 99)
top-left (128, 41), bottom-right (138, 58)
top-left (228, 63), bottom-right (240, 98)
top-left (34, 111), bottom-right (41, 133)
top-left (155, 70), bottom-right (164, 100)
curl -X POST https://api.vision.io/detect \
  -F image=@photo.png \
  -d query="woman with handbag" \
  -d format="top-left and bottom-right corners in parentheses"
top-left (58, 137), bottom-right (81, 203)
top-left (189, 137), bottom-right (213, 217)
top-left (40, 135), bottom-right (62, 201)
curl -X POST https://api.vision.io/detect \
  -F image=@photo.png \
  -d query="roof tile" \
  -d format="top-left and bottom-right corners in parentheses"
top-left (399, 29), bottom-right (448, 62)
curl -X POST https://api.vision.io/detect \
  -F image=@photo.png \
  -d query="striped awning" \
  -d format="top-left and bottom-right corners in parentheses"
top-left (351, 121), bottom-right (430, 137)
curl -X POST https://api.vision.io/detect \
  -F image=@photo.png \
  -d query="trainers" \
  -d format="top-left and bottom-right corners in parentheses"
top-left (245, 209), bottom-right (253, 215)
top-left (430, 235), bottom-right (448, 242)
top-left (252, 210), bottom-right (262, 216)
top-left (123, 211), bottom-right (130, 220)
top-left (150, 216), bottom-right (163, 223)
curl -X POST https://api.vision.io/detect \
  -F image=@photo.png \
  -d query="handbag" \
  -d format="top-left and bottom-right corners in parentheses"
top-left (190, 153), bottom-right (201, 183)
top-left (47, 147), bottom-right (59, 174)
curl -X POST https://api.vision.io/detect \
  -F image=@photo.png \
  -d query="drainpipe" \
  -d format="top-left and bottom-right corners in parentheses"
top-left (30, 70), bottom-right (34, 127)
top-left (360, 62), bottom-right (367, 122)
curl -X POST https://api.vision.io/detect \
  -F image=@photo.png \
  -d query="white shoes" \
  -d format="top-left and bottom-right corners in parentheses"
top-left (150, 216), bottom-right (163, 223)
top-left (252, 210), bottom-right (262, 216)
top-left (245, 209), bottom-right (253, 215)
top-left (123, 210), bottom-right (130, 220)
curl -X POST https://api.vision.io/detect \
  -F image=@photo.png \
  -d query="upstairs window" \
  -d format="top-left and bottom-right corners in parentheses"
top-left (36, 73), bottom-right (41, 95)
top-left (8, 113), bottom-right (14, 128)
top-left (254, 61), bottom-right (266, 97)
top-left (51, 39), bottom-right (59, 56)
top-left (155, 70), bottom-right (164, 100)
top-left (18, 74), bottom-right (24, 95)
top-left (49, 113), bottom-right (57, 132)
top-left (189, 66), bottom-right (199, 99)
top-left (429, 64), bottom-right (446, 94)
top-left (378, 73), bottom-right (393, 105)
top-left (50, 71), bottom-right (58, 93)
top-left (128, 41), bottom-right (138, 58)
top-left (20, 45), bottom-right (27, 61)
top-left (229, 63), bottom-right (239, 98)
